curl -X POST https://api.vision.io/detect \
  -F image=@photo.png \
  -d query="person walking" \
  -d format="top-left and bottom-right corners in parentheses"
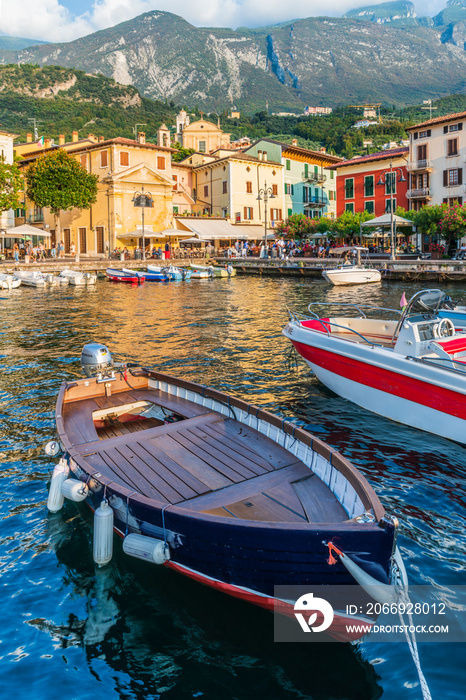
top-left (13, 242), bottom-right (19, 262)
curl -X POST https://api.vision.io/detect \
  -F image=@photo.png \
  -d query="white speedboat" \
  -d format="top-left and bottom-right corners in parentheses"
top-left (283, 289), bottom-right (466, 444)
top-left (13, 270), bottom-right (55, 287)
top-left (323, 247), bottom-right (381, 286)
top-left (59, 269), bottom-right (97, 286)
top-left (0, 272), bottom-right (21, 289)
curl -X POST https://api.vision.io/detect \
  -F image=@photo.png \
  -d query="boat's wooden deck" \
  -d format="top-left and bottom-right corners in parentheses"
top-left (63, 387), bottom-right (347, 524)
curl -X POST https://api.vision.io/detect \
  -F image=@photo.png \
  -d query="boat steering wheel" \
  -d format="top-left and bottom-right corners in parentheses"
top-left (437, 317), bottom-right (455, 338)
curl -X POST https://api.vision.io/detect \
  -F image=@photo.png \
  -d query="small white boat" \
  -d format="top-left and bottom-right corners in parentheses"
top-left (323, 247), bottom-right (381, 286)
top-left (0, 272), bottom-right (21, 289)
top-left (283, 289), bottom-right (466, 444)
top-left (13, 270), bottom-right (55, 287)
top-left (59, 269), bottom-right (97, 286)
top-left (189, 263), bottom-right (236, 277)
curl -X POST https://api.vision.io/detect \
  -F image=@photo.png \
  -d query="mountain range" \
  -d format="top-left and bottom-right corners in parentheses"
top-left (2, 2), bottom-right (466, 112)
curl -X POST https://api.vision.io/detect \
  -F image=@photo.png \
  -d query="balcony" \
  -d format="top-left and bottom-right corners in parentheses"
top-left (407, 188), bottom-right (432, 199)
top-left (302, 171), bottom-right (327, 184)
top-left (407, 160), bottom-right (433, 172)
top-left (28, 214), bottom-right (44, 223)
top-left (305, 197), bottom-right (326, 209)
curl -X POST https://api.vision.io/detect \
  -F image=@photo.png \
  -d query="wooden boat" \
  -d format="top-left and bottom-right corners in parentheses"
top-left (323, 247), bottom-right (381, 286)
top-left (283, 289), bottom-right (466, 444)
top-left (106, 268), bottom-right (145, 284)
top-left (46, 343), bottom-right (403, 641)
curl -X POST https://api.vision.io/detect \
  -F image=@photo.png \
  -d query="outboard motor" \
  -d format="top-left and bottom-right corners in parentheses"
top-left (81, 343), bottom-right (114, 378)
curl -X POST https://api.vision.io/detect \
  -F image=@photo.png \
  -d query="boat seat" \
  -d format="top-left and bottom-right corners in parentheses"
top-left (429, 337), bottom-right (466, 369)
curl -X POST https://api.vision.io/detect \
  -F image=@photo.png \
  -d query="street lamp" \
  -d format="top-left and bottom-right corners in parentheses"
top-left (132, 185), bottom-right (153, 261)
top-left (376, 159), bottom-right (406, 260)
top-left (256, 181), bottom-right (275, 258)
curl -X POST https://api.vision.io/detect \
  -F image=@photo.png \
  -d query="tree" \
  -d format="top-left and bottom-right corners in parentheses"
top-left (334, 210), bottom-right (373, 240)
top-left (275, 213), bottom-right (316, 239)
top-left (0, 156), bottom-right (22, 214)
top-left (439, 204), bottom-right (466, 255)
top-left (25, 149), bottom-right (98, 238)
top-left (171, 141), bottom-right (195, 162)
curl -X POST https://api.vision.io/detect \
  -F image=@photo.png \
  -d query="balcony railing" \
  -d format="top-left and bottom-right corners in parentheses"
top-left (407, 160), bottom-right (433, 171)
top-left (305, 197), bottom-right (326, 209)
top-left (303, 171), bottom-right (327, 183)
top-left (407, 188), bottom-right (432, 199)
top-left (28, 214), bottom-right (44, 223)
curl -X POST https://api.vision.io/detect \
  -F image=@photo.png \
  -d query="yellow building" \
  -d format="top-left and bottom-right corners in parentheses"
top-left (180, 118), bottom-right (231, 154)
top-left (192, 152), bottom-right (285, 226)
top-left (18, 133), bottom-right (177, 254)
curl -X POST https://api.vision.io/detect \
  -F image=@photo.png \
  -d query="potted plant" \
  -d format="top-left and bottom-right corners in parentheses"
top-left (430, 243), bottom-right (445, 260)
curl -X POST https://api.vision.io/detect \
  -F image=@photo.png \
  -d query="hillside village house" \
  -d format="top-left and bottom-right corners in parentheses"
top-left (244, 139), bottom-right (341, 219)
top-left (405, 111), bottom-right (466, 210)
top-left (0, 129), bottom-right (18, 231)
top-left (17, 132), bottom-right (178, 255)
top-left (191, 152), bottom-right (285, 227)
top-left (334, 147), bottom-right (409, 218)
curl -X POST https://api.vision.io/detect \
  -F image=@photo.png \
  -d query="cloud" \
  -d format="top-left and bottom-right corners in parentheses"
top-left (0, 0), bottom-right (449, 44)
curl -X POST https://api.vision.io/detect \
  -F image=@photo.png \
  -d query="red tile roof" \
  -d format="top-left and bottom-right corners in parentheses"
top-left (333, 147), bottom-right (408, 169)
top-left (406, 111), bottom-right (466, 131)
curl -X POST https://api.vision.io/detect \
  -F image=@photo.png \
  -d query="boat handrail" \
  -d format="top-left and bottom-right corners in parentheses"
top-left (307, 302), bottom-right (401, 320)
top-left (409, 355), bottom-right (466, 375)
top-left (288, 311), bottom-right (388, 347)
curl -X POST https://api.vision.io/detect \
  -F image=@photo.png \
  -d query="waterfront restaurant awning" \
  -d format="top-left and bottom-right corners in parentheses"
top-left (4, 223), bottom-right (51, 237)
top-left (116, 230), bottom-right (166, 240)
top-left (361, 214), bottom-right (414, 228)
top-left (174, 219), bottom-right (275, 241)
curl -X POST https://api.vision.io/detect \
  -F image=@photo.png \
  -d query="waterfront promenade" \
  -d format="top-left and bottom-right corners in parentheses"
top-left (2, 254), bottom-right (466, 282)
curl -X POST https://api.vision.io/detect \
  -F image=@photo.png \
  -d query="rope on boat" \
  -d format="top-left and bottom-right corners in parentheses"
top-left (325, 543), bottom-right (433, 700)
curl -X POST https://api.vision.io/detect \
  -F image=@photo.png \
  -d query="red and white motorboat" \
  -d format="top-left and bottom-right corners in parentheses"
top-left (283, 290), bottom-right (466, 444)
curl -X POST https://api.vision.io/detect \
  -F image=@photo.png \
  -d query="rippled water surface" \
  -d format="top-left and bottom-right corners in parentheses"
top-left (1, 275), bottom-right (465, 700)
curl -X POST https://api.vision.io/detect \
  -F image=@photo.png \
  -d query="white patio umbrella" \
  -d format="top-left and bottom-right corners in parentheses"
top-left (5, 223), bottom-right (51, 237)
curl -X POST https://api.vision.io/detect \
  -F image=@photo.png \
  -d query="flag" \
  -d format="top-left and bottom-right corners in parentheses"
top-left (400, 292), bottom-right (407, 308)
top-left (37, 136), bottom-right (44, 147)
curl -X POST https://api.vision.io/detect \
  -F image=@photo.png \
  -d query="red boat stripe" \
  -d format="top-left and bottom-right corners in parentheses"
top-left (434, 337), bottom-right (466, 354)
top-left (165, 560), bottom-right (373, 642)
top-left (292, 340), bottom-right (466, 420)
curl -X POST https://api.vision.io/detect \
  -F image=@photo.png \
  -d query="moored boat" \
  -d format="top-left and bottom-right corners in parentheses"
top-left (45, 342), bottom-right (404, 642)
top-left (106, 268), bottom-right (145, 284)
top-left (161, 265), bottom-right (192, 280)
top-left (59, 269), bottom-right (97, 286)
top-left (136, 265), bottom-right (169, 282)
top-left (13, 270), bottom-right (56, 287)
top-left (0, 272), bottom-right (21, 289)
top-left (190, 263), bottom-right (236, 277)
top-left (323, 247), bottom-right (381, 286)
top-left (283, 289), bottom-right (466, 444)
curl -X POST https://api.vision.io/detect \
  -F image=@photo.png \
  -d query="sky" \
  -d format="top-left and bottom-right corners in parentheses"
top-left (0, 0), bottom-right (449, 44)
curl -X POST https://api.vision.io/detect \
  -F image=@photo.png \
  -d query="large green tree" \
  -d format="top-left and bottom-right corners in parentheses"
top-left (0, 156), bottom-right (22, 214)
top-left (25, 149), bottom-right (98, 238)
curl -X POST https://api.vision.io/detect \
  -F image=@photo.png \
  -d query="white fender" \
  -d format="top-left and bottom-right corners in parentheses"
top-left (47, 459), bottom-right (70, 513)
top-left (123, 533), bottom-right (170, 565)
top-left (338, 550), bottom-right (399, 604)
top-left (61, 478), bottom-right (89, 502)
top-left (93, 500), bottom-right (114, 566)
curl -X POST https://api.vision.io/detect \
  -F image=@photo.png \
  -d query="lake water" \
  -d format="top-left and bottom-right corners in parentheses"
top-left (1, 275), bottom-right (465, 699)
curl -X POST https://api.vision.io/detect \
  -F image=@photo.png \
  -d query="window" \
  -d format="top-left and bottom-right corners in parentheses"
top-left (120, 151), bottom-right (129, 166)
top-left (243, 207), bottom-right (253, 220)
top-left (364, 175), bottom-right (374, 197)
top-left (364, 201), bottom-right (375, 214)
top-left (444, 123), bottom-right (462, 133)
top-left (270, 208), bottom-right (282, 221)
top-left (446, 196), bottom-right (463, 206)
top-left (173, 174), bottom-right (178, 191)
top-left (344, 178), bottom-right (354, 199)
top-left (444, 168), bottom-right (463, 186)
top-left (418, 129), bottom-right (431, 138)
top-left (385, 172), bottom-right (396, 196)
top-left (345, 202), bottom-right (354, 213)
top-left (285, 183), bottom-right (294, 195)
top-left (447, 138), bottom-right (459, 156)
top-left (199, 141), bottom-right (206, 153)
top-left (303, 186), bottom-right (309, 203)
top-left (286, 159), bottom-right (291, 170)
top-left (330, 171), bottom-right (335, 179)
top-left (288, 208), bottom-right (293, 217)
top-left (100, 150), bottom-right (108, 167)
top-left (385, 198), bottom-right (396, 213)
top-left (80, 154), bottom-right (87, 169)
top-left (157, 156), bottom-right (165, 170)
top-left (222, 181), bottom-right (228, 193)
top-left (204, 185), bottom-right (209, 197)
top-left (304, 164), bottom-right (309, 178)
top-left (173, 206), bottom-right (179, 214)
top-left (417, 144), bottom-right (427, 162)
top-left (246, 181), bottom-right (252, 193)
top-left (272, 184), bottom-right (278, 196)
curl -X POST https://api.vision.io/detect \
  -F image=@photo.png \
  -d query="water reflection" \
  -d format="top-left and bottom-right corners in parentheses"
top-left (0, 277), bottom-right (465, 699)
